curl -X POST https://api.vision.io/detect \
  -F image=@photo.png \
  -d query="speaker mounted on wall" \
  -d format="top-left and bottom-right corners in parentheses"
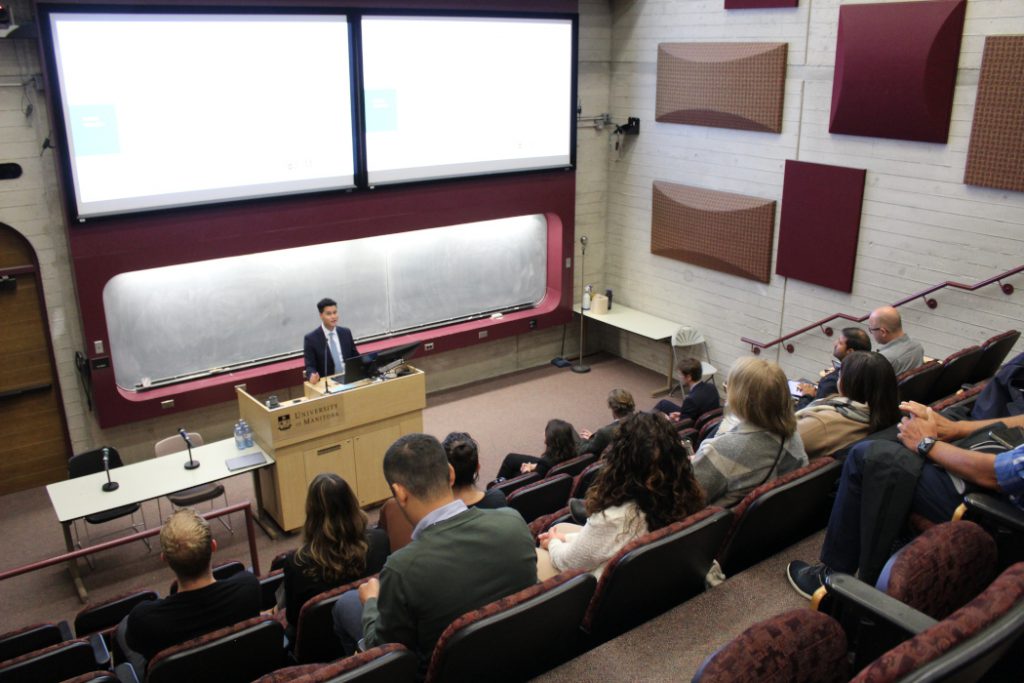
top-left (964, 35), bottom-right (1024, 193)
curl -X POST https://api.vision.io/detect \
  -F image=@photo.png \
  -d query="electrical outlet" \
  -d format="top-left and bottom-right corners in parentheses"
top-left (479, 330), bottom-right (488, 339)
top-left (425, 342), bottom-right (434, 351)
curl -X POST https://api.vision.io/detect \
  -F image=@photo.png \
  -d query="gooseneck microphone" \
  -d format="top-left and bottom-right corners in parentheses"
top-left (101, 447), bottom-right (119, 492)
top-left (180, 427), bottom-right (200, 470)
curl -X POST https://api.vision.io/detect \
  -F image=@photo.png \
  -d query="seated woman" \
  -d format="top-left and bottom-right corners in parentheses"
top-left (578, 388), bottom-right (636, 456)
top-left (536, 412), bottom-right (706, 579)
top-left (693, 357), bottom-right (808, 507)
top-left (280, 473), bottom-right (388, 639)
top-left (495, 419), bottom-right (579, 480)
top-left (797, 350), bottom-right (900, 458)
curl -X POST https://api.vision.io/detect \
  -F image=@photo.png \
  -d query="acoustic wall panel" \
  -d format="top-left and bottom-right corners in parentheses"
top-left (829, 0), bottom-right (966, 143)
top-left (964, 36), bottom-right (1024, 193)
top-left (651, 182), bottom-right (776, 284)
top-left (775, 161), bottom-right (866, 293)
top-left (725, 0), bottom-right (798, 8)
top-left (656, 43), bottom-right (788, 134)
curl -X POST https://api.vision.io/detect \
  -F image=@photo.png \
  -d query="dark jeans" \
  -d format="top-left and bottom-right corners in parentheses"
top-left (820, 441), bottom-right (962, 573)
top-left (654, 398), bottom-right (682, 414)
top-left (497, 453), bottom-right (542, 480)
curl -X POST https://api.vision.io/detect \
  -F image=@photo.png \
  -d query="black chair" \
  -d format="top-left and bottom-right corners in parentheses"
top-left (293, 576), bottom-right (377, 664)
top-left (0, 635), bottom-right (109, 683)
top-left (73, 590), bottom-right (158, 647)
top-left (896, 361), bottom-right (942, 405)
top-left (169, 561), bottom-right (246, 595)
top-left (486, 471), bottom-right (542, 497)
top-left (506, 474), bottom-right (573, 523)
top-left (259, 570), bottom-right (285, 612)
top-left (0, 622), bottom-right (72, 663)
top-left (929, 346), bottom-right (984, 402)
top-left (570, 461), bottom-right (603, 499)
top-left (67, 448), bottom-right (149, 564)
top-left (970, 329), bottom-right (1021, 384)
top-left (425, 570), bottom-right (597, 682)
top-left (145, 615), bottom-right (285, 683)
top-left (253, 644), bottom-right (418, 683)
top-left (155, 432), bottom-right (232, 534)
top-left (546, 453), bottom-right (596, 480)
top-left (957, 491), bottom-right (1024, 569)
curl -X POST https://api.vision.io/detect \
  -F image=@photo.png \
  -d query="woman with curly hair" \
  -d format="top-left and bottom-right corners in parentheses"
top-left (279, 473), bottom-right (389, 638)
top-left (536, 412), bottom-right (706, 579)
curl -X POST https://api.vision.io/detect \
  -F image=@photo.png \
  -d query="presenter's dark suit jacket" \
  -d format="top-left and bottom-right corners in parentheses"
top-left (303, 326), bottom-right (357, 380)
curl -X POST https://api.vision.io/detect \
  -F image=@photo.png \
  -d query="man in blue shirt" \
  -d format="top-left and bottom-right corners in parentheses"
top-left (788, 404), bottom-right (1024, 598)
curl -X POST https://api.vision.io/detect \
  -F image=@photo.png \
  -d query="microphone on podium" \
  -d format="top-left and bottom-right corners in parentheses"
top-left (101, 447), bottom-right (119, 492)
top-left (180, 427), bottom-right (200, 470)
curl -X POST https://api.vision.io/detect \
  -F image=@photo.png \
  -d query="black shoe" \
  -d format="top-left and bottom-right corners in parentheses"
top-left (568, 497), bottom-right (588, 524)
top-left (787, 560), bottom-right (830, 600)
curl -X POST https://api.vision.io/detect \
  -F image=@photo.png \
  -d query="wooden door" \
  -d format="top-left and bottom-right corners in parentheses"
top-left (0, 226), bottom-right (72, 494)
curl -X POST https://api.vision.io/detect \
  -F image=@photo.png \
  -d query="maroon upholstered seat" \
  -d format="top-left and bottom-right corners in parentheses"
top-left (528, 505), bottom-right (571, 538)
top-left (293, 575), bottom-right (377, 664)
top-left (485, 471), bottom-right (542, 497)
top-left (73, 589), bottom-right (158, 650)
top-left (896, 361), bottom-right (942, 405)
top-left (970, 329), bottom-right (1021, 384)
top-left (259, 569), bottom-right (285, 612)
top-left (570, 461), bottom-right (603, 499)
top-left (696, 416), bottom-right (724, 448)
top-left (876, 520), bottom-right (998, 620)
top-left (168, 560), bottom-right (245, 595)
top-left (694, 407), bottom-right (724, 434)
top-left (0, 636), bottom-right (108, 683)
top-left (545, 453), bottom-right (596, 480)
top-left (930, 345), bottom-right (984, 402)
top-left (506, 474), bottom-right (573, 523)
top-left (0, 621), bottom-right (72, 662)
top-left (146, 614), bottom-right (285, 683)
top-left (691, 608), bottom-right (850, 683)
top-left (252, 643), bottom-right (416, 683)
top-left (928, 379), bottom-right (987, 412)
top-left (425, 569), bottom-right (596, 682)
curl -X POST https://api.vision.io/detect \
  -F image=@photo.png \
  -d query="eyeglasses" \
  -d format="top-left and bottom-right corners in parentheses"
top-left (868, 326), bottom-right (884, 333)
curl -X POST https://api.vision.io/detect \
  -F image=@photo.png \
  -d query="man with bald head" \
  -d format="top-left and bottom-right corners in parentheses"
top-left (867, 306), bottom-right (924, 375)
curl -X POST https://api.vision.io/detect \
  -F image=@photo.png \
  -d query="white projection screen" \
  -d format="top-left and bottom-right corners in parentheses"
top-left (361, 15), bottom-right (574, 185)
top-left (47, 12), bottom-right (356, 218)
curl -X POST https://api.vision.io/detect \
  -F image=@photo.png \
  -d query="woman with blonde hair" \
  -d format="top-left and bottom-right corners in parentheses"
top-left (692, 357), bottom-right (808, 507)
top-left (279, 473), bottom-right (388, 638)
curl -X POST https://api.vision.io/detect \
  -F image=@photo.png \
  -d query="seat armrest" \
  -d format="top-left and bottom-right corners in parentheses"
top-left (962, 492), bottom-right (1024, 534)
top-left (115, 662), bottom-right (140, 683)
top-left (57, 620), bottom-right (73, 641)
top-left (88, 632), bottom-right (112, 668)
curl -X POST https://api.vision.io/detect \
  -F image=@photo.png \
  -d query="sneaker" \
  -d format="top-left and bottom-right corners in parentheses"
top-left (787, 560), bottom-right (830, 600)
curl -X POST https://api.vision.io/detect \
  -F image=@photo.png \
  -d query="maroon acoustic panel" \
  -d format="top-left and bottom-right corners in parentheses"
top-left (964, 36), bottom-right (1024, 193)
top-left (775, 160), bottom-right (866, 293)
top-left (656, 43), bottom-right (788, 134)
top-left (725, 0), bottom-right (797, 8)
top-left (651, 182), bottom-right (776, 284)
top-left (829, 0), bottom-right (966, 143)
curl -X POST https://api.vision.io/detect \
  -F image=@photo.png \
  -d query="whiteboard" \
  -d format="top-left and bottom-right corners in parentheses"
top-left (103, 214), bottom-right (547, 389)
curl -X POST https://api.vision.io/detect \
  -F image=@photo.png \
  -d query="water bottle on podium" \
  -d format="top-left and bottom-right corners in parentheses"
top-left (234, 421), bottom-right (245, 450)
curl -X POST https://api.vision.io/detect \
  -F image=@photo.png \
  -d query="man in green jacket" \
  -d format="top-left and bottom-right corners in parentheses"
top-left (333, 432), bottom-right (537, 672)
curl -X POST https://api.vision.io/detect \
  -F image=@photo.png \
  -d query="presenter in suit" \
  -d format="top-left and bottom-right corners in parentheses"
top-left (304, 297), bottom-right (357, 383)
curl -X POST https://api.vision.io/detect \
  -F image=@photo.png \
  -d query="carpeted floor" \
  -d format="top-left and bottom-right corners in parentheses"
top-left (0, 353), bottom-right (823, 678)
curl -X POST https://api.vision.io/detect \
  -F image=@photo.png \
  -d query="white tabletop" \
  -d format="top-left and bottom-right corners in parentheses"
top-left (46, 439), bottom-right (273, 523)
top-left (573, 302), bottom-right (680, 341)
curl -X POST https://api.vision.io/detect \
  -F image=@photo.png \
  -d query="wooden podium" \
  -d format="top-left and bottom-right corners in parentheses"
top-left (237, 367), bottom-right (425, 532)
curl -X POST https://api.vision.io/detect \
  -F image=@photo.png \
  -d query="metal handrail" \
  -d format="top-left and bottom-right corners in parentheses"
top-left (742, 265), bottom-right (1024, 354)
top-left (0, 502), bottom-right (261, 583)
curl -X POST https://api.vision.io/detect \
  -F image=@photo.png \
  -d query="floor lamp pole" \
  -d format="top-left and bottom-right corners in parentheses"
top-left (573, 235), bottom-right (590, 374)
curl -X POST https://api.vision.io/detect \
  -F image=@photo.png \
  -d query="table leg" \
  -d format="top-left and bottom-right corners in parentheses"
top-left (61, 521), bottom-right (89, 603)
top-left (650, 342), bottom-right (674, 398)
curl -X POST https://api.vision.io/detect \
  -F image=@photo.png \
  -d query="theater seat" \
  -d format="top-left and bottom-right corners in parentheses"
top-left (74, 589), bottom-right (158, 648)
top-left (545, 453), bottom-right (596, 480)
top-left (930, 345), bottom-right (984, 403)
top-left (506, 474), bottom-right (573, 523)
top-left (293, 576), bottom-right (377, 664)
top-left (486, 471), bottom-right (542, 497)
top-left (0, 621), bottom-right (72, 663)
top-left (896, 361), bottom-right (942, 405)
top-left (0, 635), bottom-right (109, 683)
top-left (145, 615), bottom-right (285, 683)
top-left (970, 329), bottom-right (1021, 384)
top-left (252, 643), bottom-right (417, 683)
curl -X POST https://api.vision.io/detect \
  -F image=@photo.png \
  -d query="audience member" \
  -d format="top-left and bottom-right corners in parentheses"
top-left (332, 433), bottom-right (536, 672)
top-left (444, 432), bottom-right (510, 508)
top-left (796, 351), bottom-right (901, 458)
top-left (795, 327), bottom-right (871, 408)
top-left (116, 508), bottom-right (260, 672)
top-left (652, 357), bottom-right (720, 424)
top-left (495, 419), bottom-right (579, 480)
top-left (693, 357), bottom-right (808, 507)
top-left (787, 405), bottom-right (1024, 598)
top-left (867, 305), bottom-right (925, 375)
top-left (279, 473), bottom-right (388, 638)
top-left (536, 412), bottom-right (705, 579)
top-left (578, 388), bottom-right (636, 455)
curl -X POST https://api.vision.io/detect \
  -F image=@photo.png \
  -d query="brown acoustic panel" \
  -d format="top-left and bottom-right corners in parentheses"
top-left (964, 36), bottom-right (1024, 192)
top-left (656, 43), bottom-right (788, 134)
top-left (775, 160), bottom-right (866, 293)
top-left (726, 0), bottom-right (798, 7)
top-left (651, 182), bottom-right (776, 283)
top-left (829, 0), bottom-right (966, 143)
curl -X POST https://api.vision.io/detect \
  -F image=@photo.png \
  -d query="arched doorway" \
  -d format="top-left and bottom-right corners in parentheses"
top-left (0, 224), bottom-right (72, 494)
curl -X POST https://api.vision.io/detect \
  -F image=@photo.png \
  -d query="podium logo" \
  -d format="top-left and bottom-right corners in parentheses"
top-left (277, 414), bottom-right (292, 431)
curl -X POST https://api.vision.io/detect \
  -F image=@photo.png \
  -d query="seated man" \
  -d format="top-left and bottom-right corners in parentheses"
top-left (333, 433), bottom-right (537, 672)
top-left (578, 388), bottom-right (636, 456)
top-left (117, 508), bottom-right (261, 672)
top-left (787, 403), bottom-right (1024, 598)
top-left (868, 305), bottom-right (924, 376)
top-left (795, 327), bottom-right (871, 409)
top-left (653, 357), bottom-right (720, 425)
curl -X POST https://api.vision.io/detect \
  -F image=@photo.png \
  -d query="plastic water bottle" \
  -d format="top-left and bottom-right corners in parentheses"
top-left (241, 420), bottom-right (254, 449)
top-left (234, 421), bottom-right (245, 450)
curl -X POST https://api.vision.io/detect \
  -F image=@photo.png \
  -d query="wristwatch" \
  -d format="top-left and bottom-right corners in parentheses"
top-left (916, 436), bottom-right (937, 457)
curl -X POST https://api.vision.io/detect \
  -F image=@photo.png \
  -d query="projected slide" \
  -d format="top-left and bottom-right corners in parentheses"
top-left (361, 16), bottom-right (573, 185)
top-left (49, 13), bottom-right (355, 218)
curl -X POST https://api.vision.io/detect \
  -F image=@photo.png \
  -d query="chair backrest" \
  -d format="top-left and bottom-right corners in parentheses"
top-left (68, 448), bottom-right (124, 479)
top-left (850, 562), bottom-right (1024, 683)
top-left (691, 608), bottom-right (849, 683)
top-left (970, 329), bottom-right (1022, 384)
top-left (876, 521), bottom-right (998, 620)
top-left (717, 458), bottom-right (843, 576)
top-left (253, 644), bottom-right (418, 683)
top-left (146, 615), bottom-right (285, 683)
top-left (696, 416), bottom-right (724, 448)
top-left (929, 380), bottom-right (987, 413)
top-left (486, 471), bottom-right (542, 497)
top-left (583, 507), bottom-right (734, 643)
top-left (694, 407), bottom-right (724, 434)
top-left (570, 461), bottom-right (603, 499)
top-left (896, 361), bottom-right (942, 405)
top-left (930, 346), bottom-right (984, 402)
top-left (425, 570), bottom-right (597, 683)
top-left (546, 453), bottom-right (596, 480)
top-left (0, 622), bottom-right (72, 663)
top-left (506, 474), bottom-right (573, 523)
top-left (259, 570), bottom-right (285, 612)
top-left (294, 576), bottom-right (376, 664)
top-left (0, 638), bottom-right (102, 683)
top-left (154, 432), bottom-right (205, 457)
top-left (74, 590), bottom-right (159, 639)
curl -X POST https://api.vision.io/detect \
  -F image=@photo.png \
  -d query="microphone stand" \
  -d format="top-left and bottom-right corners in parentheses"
top-left (181, 429), bottom-right (200, 470)
top-left (101, 447), bottom-right (119, 492)
top-left (573, 235), bottom-right (591, 374)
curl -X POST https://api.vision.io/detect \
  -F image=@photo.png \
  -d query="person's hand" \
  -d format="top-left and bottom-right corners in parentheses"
top-left (538, 530), bottom-right (566, 550)
top-left (579, 429), bottom-right (593, 440)
top-left (897, 408), bottom-right (940, 452)
top-left (797, 382), bottom-right (817, 398)
top-left (358, 578), bottom-right (380, 604)
top-left (308, 372), bottom-right (321, 384)
top-left (668, 411), bottom-right (682, 423)
top-left (899, 401), bottom-right (959, 440)
top-left (520, 462), bottom-right (538, 474)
